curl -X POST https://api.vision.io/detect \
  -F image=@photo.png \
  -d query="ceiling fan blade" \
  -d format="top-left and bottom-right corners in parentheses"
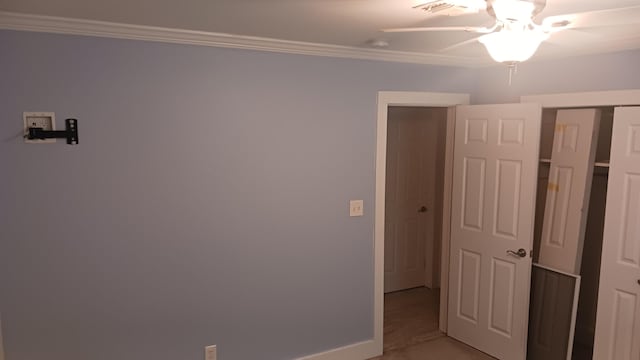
top-left (541, 5), bottom-right (640, 31)
top-left (382, 26), bottom-right (494, 33)
top-left (438, 34), bottom-right (485, 52)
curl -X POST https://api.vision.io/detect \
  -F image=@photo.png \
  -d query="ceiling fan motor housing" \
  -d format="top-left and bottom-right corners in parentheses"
top-left (487, 0), bottom-right (547, 23)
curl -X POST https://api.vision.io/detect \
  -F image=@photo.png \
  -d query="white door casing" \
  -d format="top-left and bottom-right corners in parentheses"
top-left (448, 103), bottom-right (541, 360)
top-left (439, 107), bottom-right (457, 332)
top-left (538, 109), bottom-right (601, 274)
top-left (370, 91), bottom-right (470, 358)
top-left (593, 106), bottom-right (640, 360)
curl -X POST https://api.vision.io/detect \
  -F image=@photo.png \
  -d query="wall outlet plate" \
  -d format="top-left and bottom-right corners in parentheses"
top-left (350, 200), bottom-right (364, 217)
top-left (24, 112), bottom-right (56, 143)
top-left (205, 345), bottom-right (217, 360)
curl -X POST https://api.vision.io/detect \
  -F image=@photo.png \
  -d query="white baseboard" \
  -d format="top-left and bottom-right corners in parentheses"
top-left (296, 339), bottom-right (380, 360)
top-left (0, 317), bottom-right (377, 360)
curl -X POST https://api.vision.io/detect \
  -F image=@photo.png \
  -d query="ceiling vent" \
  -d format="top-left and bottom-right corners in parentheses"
top-left (413, 0), bottom-right (484, 16)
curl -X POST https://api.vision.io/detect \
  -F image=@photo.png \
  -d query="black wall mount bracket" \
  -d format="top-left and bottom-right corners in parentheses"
top-left (27, 118), bottom-right (79, 145)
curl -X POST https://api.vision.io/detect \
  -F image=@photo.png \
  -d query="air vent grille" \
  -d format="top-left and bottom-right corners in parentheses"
top-left (413, 0), bottom-right (484, 15)
top-left (414, 1), bottom-right (455, 13)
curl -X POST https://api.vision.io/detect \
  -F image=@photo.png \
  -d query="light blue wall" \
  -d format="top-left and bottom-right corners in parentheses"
top-left (472, 49), bottom-right (640, 104)
top-left (2, 29), bottom-right (639, 360)
top-left (0, 30), bottom-right (476, 360)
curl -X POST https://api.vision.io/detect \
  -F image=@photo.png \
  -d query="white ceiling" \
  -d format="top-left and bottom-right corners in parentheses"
top-left (2, 0), bottom-right (640, 66)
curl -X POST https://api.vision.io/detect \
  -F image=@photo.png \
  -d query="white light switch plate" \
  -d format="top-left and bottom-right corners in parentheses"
top-left (205, 345), bottom-right (217, 360)
top-left (350, 200), bottom-right (364, 217)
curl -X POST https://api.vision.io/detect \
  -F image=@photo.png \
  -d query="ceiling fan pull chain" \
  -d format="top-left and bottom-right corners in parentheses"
top-left (507, 62), bottom-right (518, 86)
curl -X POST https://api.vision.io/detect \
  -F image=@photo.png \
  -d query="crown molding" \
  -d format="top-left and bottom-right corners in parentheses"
top-left (0, 11), bottom-right (485, 67)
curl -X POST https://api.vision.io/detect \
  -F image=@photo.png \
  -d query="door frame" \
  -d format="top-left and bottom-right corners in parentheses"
top-left (368, 89), bottom-right (640, 359)
top-left (373, 91), bottom-right (470, 352)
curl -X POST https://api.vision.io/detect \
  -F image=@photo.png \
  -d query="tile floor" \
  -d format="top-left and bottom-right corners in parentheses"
top-left (369, 287), bottom-right (495, 360)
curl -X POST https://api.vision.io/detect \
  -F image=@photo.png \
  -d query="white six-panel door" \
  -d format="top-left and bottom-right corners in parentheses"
top-left (538, 109), bottom-right (600, 274)
top-left (448, 103), bottom-right (541, 360)
top-left (384, 109), bottom-right (432, 292)
top-left (593, 106), bottom-right (640, 360)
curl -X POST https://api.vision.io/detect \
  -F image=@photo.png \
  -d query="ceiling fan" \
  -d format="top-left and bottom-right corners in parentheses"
top-left (383, 0), bottom-right (631, 64)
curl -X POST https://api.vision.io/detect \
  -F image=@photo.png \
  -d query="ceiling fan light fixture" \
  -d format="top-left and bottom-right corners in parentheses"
top-left (478, 29), bottom-right (548, 63)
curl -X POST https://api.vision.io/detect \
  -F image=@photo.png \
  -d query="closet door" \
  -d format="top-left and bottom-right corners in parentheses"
top-left (448, 103), bottom-right (541, 360)
top-left (538, 109), bottom-right (600, 274)
top-left (593, 106), bottom-right (640, 360)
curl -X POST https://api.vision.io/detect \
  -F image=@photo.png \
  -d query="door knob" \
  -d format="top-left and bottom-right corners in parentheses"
top-left (418, 206), bottom-right (428, 213)
top-left (507, 248), bottom-right (527, 258)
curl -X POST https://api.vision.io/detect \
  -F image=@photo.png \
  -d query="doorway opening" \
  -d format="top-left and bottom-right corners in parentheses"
top-left (382, 106), bottom-right (448, 352)
top-left (370, 91), bottom-right (469, 360)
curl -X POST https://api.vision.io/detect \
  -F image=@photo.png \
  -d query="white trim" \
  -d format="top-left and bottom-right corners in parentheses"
top-left (375, 91), bottom-right (470, 357)
top-left (521, 90), bottom-right (640, 108)
top-left (0, 11), bottom-right (485, 67)
top-left (532, 262), bottom-right (580, 280)
top-left (439, 107), bottom-right (456, 333)
top-left (378, 92), bottom-right (471, 108)
top-left (567, 275), bottom-right (581, 360)
top-left (296, 340), bottom-right (378, 360)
